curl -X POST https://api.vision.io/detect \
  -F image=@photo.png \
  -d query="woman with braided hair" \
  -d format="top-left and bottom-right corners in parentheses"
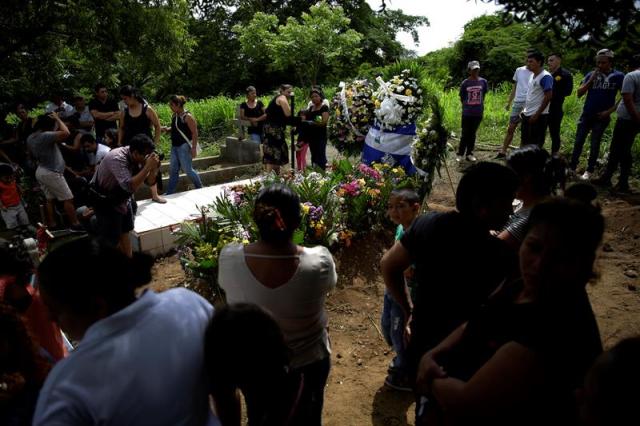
top-left (218, 184), bottom-right (337, 426)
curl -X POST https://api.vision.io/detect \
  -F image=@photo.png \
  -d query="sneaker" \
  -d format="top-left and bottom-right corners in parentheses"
top-left (466, 154), bottom-right (477, 162)
top-left (494, 152), bottom-right (506, 160)
top-left (384, 373), bottom-right (413, 392)
top-left (455, 155), bottom-right (463, 163)
top-left (580, 171), bottom-right (592, 181)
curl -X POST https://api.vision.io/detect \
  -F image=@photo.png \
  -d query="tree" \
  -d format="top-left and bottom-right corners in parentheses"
top-left (481, 0), bottom-right (639, 48)
top-left (421, 13), bottom-right (599, 88)
top-left (234, 1), bottom-right (363, 87)
top-left (0, 0), bottom-right (194, 108)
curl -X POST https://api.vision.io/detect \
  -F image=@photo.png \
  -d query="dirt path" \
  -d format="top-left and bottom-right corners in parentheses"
top-left (149, 155), bottom-right (640, 426)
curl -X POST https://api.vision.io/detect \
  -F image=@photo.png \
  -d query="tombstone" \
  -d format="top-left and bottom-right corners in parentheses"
top-left (221, 105), bottom-right (261, 164)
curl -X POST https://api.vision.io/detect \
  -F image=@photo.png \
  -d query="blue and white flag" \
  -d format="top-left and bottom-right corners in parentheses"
top-left (361, 123), bottom-right (416, 174)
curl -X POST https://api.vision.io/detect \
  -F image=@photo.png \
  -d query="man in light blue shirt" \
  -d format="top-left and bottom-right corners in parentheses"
top-left (570, 48), bottom-right (625, 180)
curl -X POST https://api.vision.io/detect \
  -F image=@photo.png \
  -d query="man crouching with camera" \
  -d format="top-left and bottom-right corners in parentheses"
top-left (92, 134), bottom-right (160, 257)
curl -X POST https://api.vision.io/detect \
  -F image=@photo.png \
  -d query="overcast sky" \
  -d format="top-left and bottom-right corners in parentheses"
top-left (365, 0), bottom-right (502, 55)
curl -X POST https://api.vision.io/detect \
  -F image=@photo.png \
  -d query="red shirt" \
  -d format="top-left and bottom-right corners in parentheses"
top-left (0, 180), bottom-right (20, 207)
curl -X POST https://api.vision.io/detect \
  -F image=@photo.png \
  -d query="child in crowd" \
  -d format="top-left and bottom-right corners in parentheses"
top-left (0, 164), bottom-right (30, 232)
top-left (205, 303), bottom-right (304, 426)
top-left (381, 188), bottom-right (421, 391)
top-left (295, 110), bottom-right (310, 171)
top-left (103, 128), bottom-right (118, 149)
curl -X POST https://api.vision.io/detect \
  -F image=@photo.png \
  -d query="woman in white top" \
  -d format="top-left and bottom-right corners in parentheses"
top-left (218, 184), bottom-right (337, 426)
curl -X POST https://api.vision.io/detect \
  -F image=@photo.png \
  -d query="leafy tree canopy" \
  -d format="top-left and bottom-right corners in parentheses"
top-left (234, 2), bottom-right (363, 87)
top-left (482, 0), bottom-right (639, 49)
top-left (1, 0), bottom-right (192, 109)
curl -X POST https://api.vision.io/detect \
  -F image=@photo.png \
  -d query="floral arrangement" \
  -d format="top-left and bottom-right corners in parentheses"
top-left (328, 79), bottom-right (375, 157)
top-left (334, 161), bottom-right (409, 235)
top-left (411, 96), bottom-right (450, 198)
top-left (174, 161), bottom-right (417, 290)
top-left (373, 69), bottom-right (424, 131)
top-left (173, 205), bottom-right (248, 301)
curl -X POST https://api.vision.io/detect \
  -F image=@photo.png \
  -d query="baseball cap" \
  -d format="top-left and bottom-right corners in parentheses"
top-left (467, 60), bottom-right (481, 70)
top-left (596, 49), bottom-right (614, 59)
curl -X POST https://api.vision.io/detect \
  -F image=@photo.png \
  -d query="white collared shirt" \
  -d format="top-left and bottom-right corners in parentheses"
top-left (33, 289), bottom-right (220, 426)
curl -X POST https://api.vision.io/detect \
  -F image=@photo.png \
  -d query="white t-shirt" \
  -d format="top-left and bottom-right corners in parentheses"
top-left (33, 289), bottom-right (220, 426)
top-left (523, 70), bottom-right (554, 116)
top-left (85, 143), bottom-right (111, 166)
top-left (513, 66), bottom-right (534, 103)
top-left (219, 243), bottom-right (337, 369)
top-left (45, 102), bottom-right (74, 119)
top-left (617, 69), bottom-right (640, 120)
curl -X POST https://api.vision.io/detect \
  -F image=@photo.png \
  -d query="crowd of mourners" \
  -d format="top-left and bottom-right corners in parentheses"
top-left (1, 48), bottom-right (640, 426)
top-left (458, 49), bottom-right (640, 193)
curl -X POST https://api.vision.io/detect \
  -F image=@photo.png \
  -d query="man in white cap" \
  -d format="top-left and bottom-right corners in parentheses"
top-left (457, 60), bottom-right (488, 162)
top-left (570, 48), bottom-right (625, 180)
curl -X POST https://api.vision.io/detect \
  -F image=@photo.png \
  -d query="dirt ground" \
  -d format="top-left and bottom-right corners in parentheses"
top-left (148, 152), bottom-right (640, 426)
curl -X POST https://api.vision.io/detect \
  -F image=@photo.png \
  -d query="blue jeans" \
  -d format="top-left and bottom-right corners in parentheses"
top-left (166, 143), bottom-right (203, 195)
top-left (248, 133), bottom-right (262, 144)
top-left (570, 114), bottom-right (611, 172)
top-left (381, 290), bottom-right (408, 373)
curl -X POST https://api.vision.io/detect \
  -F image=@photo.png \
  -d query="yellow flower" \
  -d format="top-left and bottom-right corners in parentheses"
top-left (374, 100), bottom-right (381, 109)
top-left (335, 108), bottom-right (341, 116)
top-left (373, 163), bottom-right (384, 171)
top-left (301, 204), bottom-right (310, 214)
top-left (405, 89), bottom-right (412, 96)
top-left (358, 178), bottom-right (366, 186)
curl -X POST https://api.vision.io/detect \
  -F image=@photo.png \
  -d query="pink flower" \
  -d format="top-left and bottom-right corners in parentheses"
top-left (340, 180), bottom-right (361, 196)
top-left (358, 163), bottom-right (382, 180)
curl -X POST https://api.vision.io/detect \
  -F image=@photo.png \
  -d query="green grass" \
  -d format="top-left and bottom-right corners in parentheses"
top-left (9, 80), bottom-right (637, 176)
top-left (436, 74), bottom-right (638, 174)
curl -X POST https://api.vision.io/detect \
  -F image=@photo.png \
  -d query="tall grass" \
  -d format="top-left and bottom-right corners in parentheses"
top-left (436, 73), bottom-right (640, 176)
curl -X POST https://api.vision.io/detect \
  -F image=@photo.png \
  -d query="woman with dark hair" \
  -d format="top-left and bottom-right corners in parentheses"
top-left (32, 238), bottom-right (217, 425)
top-left (416, 197), bottom-right (604, 425)
top-left (498, 145), bottom-right (564, 250)
top-left (298, 88), bottom-right (330, 170)
top-left (240, 86), bottom-right (266, 144)
top-left (0, 303), bottom-right (51, 426)
top-left (118, 85), bottom-right (165, 203)
top-left (103, 128), bottom-right (118, 149)
top-left (263, 85), bottom-right (293, 174)
top-left (164, 95), bottom-right (203, 195)
top-left (205, 303), bottom-right (303, 426)
top-left (218, 184), bottom-right (337, 426)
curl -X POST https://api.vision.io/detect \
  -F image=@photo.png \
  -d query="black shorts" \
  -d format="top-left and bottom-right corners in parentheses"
top-left (95, 201), bottom-right (134, 246)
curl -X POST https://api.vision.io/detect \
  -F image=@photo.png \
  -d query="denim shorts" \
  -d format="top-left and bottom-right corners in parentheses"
top-left (509, 101), bottom-right (526, 124)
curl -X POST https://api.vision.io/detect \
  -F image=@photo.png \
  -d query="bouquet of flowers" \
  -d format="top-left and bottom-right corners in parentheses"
top-left (373, 69), bottom-right (424, 131)
top-left (328, 79), bottom-right (375, 157)
top-left (411, 96), bottom-right (449, 197)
